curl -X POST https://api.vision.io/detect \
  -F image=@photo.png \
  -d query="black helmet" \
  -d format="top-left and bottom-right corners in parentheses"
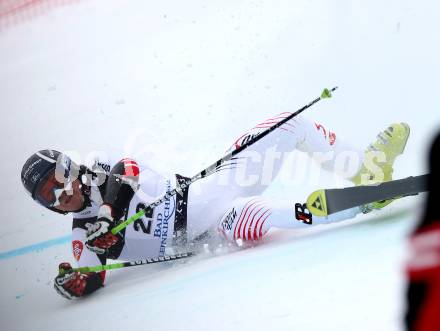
top-left (21, 149), bottom-right (81, 214)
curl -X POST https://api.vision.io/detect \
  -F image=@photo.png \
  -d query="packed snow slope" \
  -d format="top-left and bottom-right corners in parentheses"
top-left (1, 1), bottom-right (440, 330)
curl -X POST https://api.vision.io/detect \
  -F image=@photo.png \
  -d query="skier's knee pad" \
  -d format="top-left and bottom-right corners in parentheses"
top-left (218, 196), bottom-right (271, 243)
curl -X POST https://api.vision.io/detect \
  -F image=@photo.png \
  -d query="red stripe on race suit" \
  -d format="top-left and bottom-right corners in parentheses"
top-left (236, 201), bottom-right (266, 241)
top-left (256, 213), bottom-right (271, 239)
top-left (253, 117), bottom-right (296, 130)
top-left (314, 123), bottom-right (337, 146)
top-left (244, 205), bottom-right (265, 240)
top-left (329, 132), bottom-right (336, 145)
top-left (254, 120), bottom-right (296, 128)
top-left (0, 0), bottom-right (42, 17)
top-left (260, 113), bottom-right (299, 125)
top-left (254, 125), bottom-right (296, 135)
top-left (234, 200), bottom-right (260, 240)
top-left (242, 204), bottom-right (266, 240)
top-left (249, 208), bottom-right (271, 240)
top-left (247, 206), bottom-right (271, 240)
top-left (265, 112), bottom-right (292, 121)
top-left (230, 198), bottom-right (257, 239)
top-left (233, 132), bottom-right (249, 149)
top-left (252, 114), bottom-right (297, 133)
top-left (234, 199), bottom-right (263, 240)
top-left (315, 123), bottom-right (327, 137)
top-left (243, 206), bottom-right (269, 240)
top-left (232, 113), bottom-right (297, 149)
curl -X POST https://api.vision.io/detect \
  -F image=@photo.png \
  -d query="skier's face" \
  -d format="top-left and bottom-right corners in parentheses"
top-left (53, 178), bottom-right (84, 212)
top-left (35, 171), bottom-right (84, 212)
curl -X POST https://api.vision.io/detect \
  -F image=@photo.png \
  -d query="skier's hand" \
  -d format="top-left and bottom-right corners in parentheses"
top-left (54, 263), bottom-right (103, 300)
top-left (85, 218), bottom-right (123, 255)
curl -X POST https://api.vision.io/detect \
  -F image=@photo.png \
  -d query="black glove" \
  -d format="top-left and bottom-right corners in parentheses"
top-left (54, 263), bottom-right (103, 300)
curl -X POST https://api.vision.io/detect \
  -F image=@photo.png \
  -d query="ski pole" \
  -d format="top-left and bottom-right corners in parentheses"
top-left (60, 252), bottom-right (196, 276)
top-left (111, 87), bottom-right (337, 235)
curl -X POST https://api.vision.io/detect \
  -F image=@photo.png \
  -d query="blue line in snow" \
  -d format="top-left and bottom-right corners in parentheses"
top-left (0, 235), bottom-right (71, 261)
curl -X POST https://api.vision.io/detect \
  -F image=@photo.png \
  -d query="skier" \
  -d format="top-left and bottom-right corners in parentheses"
top-left (21, 113), bottom-right (410, 299)
top-left (405, 130), bottom-right (440, 331)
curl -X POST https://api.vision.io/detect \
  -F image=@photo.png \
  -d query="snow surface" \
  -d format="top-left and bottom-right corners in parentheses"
top-left (1, 0), bottom-right (440, 330)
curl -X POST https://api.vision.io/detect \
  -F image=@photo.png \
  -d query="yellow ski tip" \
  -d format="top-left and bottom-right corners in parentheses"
top-left (306, 190), bottom-right (328, 217)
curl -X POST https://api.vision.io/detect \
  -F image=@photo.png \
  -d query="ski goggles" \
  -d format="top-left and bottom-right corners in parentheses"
top-left (34, 169), bottom-right (74, 208)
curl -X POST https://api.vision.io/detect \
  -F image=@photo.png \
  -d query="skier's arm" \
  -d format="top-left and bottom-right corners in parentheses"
top-left (86, 158), bottom-right (140, 255)
top-left (54, 223), bottom-right (106, 300)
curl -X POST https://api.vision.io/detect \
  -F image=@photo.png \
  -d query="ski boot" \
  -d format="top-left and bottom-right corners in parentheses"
top-left (350, 123), bottom-right (410, 213)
